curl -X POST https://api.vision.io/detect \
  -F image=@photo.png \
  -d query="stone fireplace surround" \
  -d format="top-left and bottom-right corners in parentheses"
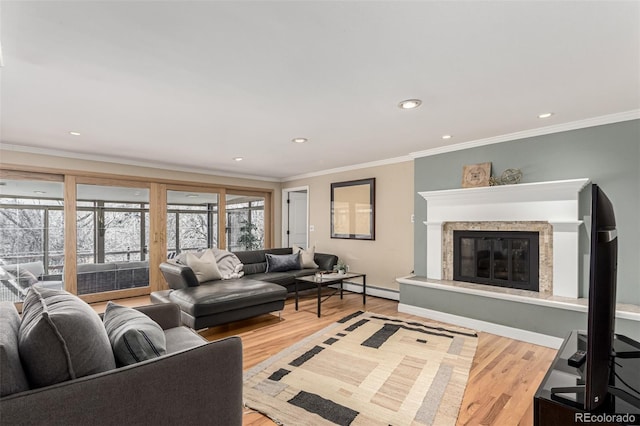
top-left (419, 178), bottom-right (590, 299)
top-left (443, 221), bottom-right (552, 293)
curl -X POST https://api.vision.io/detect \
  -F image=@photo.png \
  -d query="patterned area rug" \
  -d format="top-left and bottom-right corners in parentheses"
top-left (243, 311), bottom-right (478, 426)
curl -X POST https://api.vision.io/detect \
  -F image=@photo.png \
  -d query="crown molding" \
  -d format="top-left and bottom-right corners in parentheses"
top-left (282, 155), bottom-right (413, 182)
top-left (0, 143), bottom-right (281, 182)
top-left (2, 110), bottom-right (636, 183)
top-left (410, 109), bottom-right (640, 159)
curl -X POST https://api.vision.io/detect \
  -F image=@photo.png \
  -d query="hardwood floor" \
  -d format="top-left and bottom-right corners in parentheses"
top-left (195, 290), bottom-right (558, 426)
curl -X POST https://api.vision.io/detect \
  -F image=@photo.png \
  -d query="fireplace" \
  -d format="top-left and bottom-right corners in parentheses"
top-left (419, 178), bottom-right (590, 298)
top-left (453, 230), bottom-right (539, 291)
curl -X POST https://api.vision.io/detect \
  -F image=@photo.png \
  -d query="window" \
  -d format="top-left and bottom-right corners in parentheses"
top-left (76, 184), bottom-right (150, 295)
top-left (226, 194), bottom-right (265, 251)
top-left (167, 190), bottom-right (219, 257)
top-left (1, 167), bottom-right (273, 302)
top-left (0, 175), bottom-right (64, 302)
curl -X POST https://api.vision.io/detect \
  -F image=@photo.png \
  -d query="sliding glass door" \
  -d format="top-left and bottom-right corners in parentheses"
top-left (166, 190), bottom-right (219, 257)
top-left (76, 183), bottom-right (150, 296)
top-left (0, 173), bottom-right (65, 302)
top-left (225, 193), bottom-right (265, 252)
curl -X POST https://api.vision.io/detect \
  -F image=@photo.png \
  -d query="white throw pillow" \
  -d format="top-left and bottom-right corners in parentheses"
top-left (185, 249), bottom-right (222, 282)
top-left (293, 245), bottom-right (319, 269)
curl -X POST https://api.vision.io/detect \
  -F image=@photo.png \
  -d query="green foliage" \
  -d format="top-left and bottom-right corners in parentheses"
top-left (237, 219), bottom-right (261, 250)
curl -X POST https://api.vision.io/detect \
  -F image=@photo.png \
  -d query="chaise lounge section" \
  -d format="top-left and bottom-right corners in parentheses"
top-left (153, 248), bottom-right (338, 329)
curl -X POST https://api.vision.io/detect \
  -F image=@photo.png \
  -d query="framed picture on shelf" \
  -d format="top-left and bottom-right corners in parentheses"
top-left (330, 178), bottom-right (375, 240)
top-left (462, 162), bottom-right (492, 188)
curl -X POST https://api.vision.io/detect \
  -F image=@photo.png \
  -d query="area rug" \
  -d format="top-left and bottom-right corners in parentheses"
top-left (243, 311), bottom-right (478, 426)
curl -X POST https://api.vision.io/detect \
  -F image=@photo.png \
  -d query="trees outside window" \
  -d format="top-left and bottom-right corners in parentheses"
top-left (0, 177), bottom-right (64, 302)
top-left (76, 184), bottom-right (150, 295)
top-left (226, 195), bottom-right (264, 252)
top-left (1, 173), bottom-right (271, 302)
top-left (166, 190), bottom-right (218, 256)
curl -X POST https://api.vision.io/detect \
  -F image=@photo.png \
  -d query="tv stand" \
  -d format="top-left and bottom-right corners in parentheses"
top-left (534, 331), bottom-right (640, 426)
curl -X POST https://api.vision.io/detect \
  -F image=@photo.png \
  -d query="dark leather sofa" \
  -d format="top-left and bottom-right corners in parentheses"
top-left (153, 248), bottom-right (338, 329)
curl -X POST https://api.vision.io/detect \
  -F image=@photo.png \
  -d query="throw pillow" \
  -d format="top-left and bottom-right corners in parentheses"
top-left (185, 249), bottom-right (222, 282)
top-left (293, 245), bottom-right (319, 269)
top-left (103, 301), bottom-right (167, 366)
top-left (265, 253), bottom-right (301, 273)
top-left (0, 302), bottom-right (30, 397)
top-left (18, 287), bottom-right (116, 389)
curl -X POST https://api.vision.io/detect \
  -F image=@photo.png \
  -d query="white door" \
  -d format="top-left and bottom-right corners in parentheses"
top-left (287, 190), bottom-right (308, 248)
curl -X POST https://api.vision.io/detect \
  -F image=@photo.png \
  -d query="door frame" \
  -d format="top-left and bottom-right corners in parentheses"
top-left (281, 186), bottom-right (309, 248)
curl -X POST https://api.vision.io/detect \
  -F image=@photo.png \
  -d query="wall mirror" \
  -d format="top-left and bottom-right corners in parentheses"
top-left (330, 178), bottom-right (375, 240)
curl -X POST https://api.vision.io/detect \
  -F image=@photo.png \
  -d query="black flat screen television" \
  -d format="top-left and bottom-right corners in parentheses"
top-left (551, 184), bottom-right (639, 411)
top-left (584, 183), bottom-right (618, 411)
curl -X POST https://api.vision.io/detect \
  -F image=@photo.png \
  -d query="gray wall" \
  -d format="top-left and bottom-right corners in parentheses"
top-left (413, 119), bottom-right (639, 305)
top-left (399, 284), bottom-right (640, 341)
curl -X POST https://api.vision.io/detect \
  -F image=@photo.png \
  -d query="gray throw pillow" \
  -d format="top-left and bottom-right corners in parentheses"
top-left (265, 253), bottom-right (301, 273)
top-left (0, 302), bottom-right (30, 396)
top-left (18, 287), bottom-right (116, 389)
top-left (103, 301), bottom-right (167, 366)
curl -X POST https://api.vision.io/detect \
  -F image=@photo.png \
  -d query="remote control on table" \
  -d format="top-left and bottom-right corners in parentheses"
top-left (568, 350), bottom-right (587, 367)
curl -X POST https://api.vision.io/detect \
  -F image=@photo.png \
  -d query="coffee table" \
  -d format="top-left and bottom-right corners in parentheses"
top-left (294, 272), bottom-right (366, 317)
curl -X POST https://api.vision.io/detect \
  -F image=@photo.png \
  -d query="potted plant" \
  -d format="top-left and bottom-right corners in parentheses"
top-left (335, 260), bottom-right (348, 275)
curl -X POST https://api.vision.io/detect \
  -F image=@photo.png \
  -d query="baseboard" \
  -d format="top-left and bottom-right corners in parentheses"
top-left (330, 282), bottom-right (400, 301)
top-left (398, 303), bottom-right (564, 349)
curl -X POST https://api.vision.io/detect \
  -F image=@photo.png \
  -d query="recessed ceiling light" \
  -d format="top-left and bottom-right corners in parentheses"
top-left (442, 135), bottom-right (452, 140)
top-left (233, 157), bottom-right (243, 162)
top-left (398, 99), bottom-right (422, 109)
top-left (69, 131), bottom-right (81, 136)
top-left (538, 112), bottom-right (554, 119)
top-left (33, 190), bottom-right (47, 195)
top-left (186, 194), bottom-right (199, 198)
top-left (292, 138), bottom-right (308, 144)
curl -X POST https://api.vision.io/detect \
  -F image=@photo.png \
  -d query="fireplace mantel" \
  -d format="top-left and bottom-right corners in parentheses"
top-left (419, 178), bottom-right (590, 298)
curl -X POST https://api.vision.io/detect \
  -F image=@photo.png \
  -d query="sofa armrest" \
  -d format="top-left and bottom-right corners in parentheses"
top-left (135, 303), bottom-right (182, 330)
top-left (0, 336), bottom-right (243, 426)
top-left (160, 261), bottom-right (199, 289)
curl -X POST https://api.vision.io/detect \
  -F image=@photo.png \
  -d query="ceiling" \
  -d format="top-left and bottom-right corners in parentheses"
top-left (1, 1), bottom-right (638, 181)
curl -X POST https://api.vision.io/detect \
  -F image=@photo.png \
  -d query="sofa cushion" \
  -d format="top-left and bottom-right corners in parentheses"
top-left (234, 248), bottom-right (291, 275)
top-left (0, 302), bottom-right (29, 397)
top-left (186, 250), bottom-right (222, 283)
top-left (247, 272), bottom-right (297, 287)
top-left (265, 253), bottom-right (301, 273)
top-left (293, 245), bottom-right (319, 269)
top-left (103, 301), bottom-right (167, 366)
top-left (18, 287), bottom-right (116, 388)
top-left (164, 327), bottom-right (207, 354)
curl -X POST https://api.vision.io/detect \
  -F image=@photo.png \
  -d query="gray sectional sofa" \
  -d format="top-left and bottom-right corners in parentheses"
top-left (0, 296), bottom-right (242, 425)
top-left (153, 248), bottom-right (338, 329)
